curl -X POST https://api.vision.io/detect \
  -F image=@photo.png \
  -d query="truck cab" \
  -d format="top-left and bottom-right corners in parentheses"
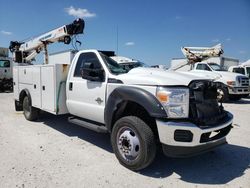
top-left (228, 65), bottom-right (250, 79)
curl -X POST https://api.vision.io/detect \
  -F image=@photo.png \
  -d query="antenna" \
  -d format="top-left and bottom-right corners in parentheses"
top-left (116, 25), bottom-right (119, 55)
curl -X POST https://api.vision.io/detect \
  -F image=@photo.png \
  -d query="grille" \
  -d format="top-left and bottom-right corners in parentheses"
top-left (188, 80), bottom-right (228, 128)
top-left (238, 76), bottom-right (249, 87)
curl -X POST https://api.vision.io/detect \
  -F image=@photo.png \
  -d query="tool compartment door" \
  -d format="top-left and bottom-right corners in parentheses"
top-left (13, 67), bottom-right (19, 100)
top-left (41, 66), bottom-right (55, 112)
top-left (32, 66), bottom-right (41, 108)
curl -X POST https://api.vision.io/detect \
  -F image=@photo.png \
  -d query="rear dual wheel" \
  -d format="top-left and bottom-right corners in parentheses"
top-left (23, 96), bottom-right (39, 121)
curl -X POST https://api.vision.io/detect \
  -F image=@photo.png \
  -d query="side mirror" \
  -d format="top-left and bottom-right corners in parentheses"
top-left (81, 62), bottom-right (105, 82)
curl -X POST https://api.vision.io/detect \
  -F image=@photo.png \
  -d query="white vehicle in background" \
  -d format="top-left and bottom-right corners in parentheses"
top-left (170, 44), bottom-right (250, 102)
top-left (110, 56), bottom-right (146, 71)
top-left (10, 19), bottom-right (233, 171)
top-left (0, 47), bottom-right (13, 92)
top-left (228, 63), bottom-right (250, 98)
top-left (110, 56), bottom-right (168, 70)
top-left (228, 59), bottom-right (250, 79)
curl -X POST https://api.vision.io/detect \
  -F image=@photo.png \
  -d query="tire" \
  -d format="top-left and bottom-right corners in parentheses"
top-left (217, 87), bottom-right (229, 102)
top-left (0, 83), bottom-right (3, 92)
top-left (111, 116), bottom-right (156, 171)
top-left (23, 96), bottom-right (39, 121)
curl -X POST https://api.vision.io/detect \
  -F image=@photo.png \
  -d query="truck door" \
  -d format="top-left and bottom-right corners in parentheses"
top-left (67, 52), bottom-right (107, 124)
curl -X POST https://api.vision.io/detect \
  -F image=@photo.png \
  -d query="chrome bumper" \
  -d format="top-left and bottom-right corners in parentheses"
top-left (228, 87), bottom-right (250, 95)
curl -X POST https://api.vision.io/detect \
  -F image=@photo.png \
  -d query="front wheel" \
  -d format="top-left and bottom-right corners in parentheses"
top-left (217, 87), bottom-right (229, 102)
top-left (111, 116), bottom-right (156, 171)
top-left (23, 96), bottom-right (39, 121)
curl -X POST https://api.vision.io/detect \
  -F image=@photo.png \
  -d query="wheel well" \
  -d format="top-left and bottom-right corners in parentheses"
top-left (111, 101), bottom-right (159, 139)
top-left (19, 90), bottom-right (28, 109)
top-left (215, 82), bottom-right (228, 90)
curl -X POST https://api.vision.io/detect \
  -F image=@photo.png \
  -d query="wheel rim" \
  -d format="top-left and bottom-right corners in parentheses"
top-left (217, 88), bottom-right (224, 101)
top-left (117, 127), bottom-right (140, 162)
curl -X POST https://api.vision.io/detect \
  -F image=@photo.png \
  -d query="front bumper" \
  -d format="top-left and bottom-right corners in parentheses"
top-left (156, 112), bottom-right (233, 157)
top-left (228, 87), bottom-right (250, 95)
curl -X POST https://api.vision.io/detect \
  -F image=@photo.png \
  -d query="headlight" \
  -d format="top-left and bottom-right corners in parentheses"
top-left (156, 87), bottom-right (189, 118)
top-left (227, 81), bottom-right (236, 86)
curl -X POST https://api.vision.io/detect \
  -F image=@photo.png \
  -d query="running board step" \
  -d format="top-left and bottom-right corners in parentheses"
top-left (68, 116), bottom-right (108, 133)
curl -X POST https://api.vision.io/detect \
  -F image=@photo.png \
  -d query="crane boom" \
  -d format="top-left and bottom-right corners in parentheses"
top-left (9, 18), bottom-right (85, 64)
top-left (181, 43), bottom-right (223, 63)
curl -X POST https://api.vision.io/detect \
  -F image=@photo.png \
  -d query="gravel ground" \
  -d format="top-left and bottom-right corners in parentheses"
top-left (0, 92), bottom-right (249, 188)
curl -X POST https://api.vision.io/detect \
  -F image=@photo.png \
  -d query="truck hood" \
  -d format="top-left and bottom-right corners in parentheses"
top-left (115, 67), bottom-right (210, 86)
top-left (180, 70), bottom-right (221, 80)
top-left (214, 71), bottom-right (246, 80)
top-left (184, 70), bottom-right (248, 83)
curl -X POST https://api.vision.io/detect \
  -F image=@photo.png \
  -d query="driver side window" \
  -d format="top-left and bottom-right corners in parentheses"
top-left (74, 52), bottom-right (102, 77)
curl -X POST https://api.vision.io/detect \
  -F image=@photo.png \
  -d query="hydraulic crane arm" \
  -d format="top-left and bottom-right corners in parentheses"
top-left (181, 43), bottom-right (223, 64)
top-left (170, 44), bottom-right (224, 71)
top-left (9, 18), bottom-right (85, 64)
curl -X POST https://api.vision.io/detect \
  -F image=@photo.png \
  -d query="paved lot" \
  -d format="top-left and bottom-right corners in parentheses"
top-left (0, 92), bottom-right (249, 188)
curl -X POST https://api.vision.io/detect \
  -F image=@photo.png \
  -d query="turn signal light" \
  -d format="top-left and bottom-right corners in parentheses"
top-left (157, 92), bottom-right (169, 102)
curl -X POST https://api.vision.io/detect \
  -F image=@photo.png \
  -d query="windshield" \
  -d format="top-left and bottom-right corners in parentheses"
top-left (100, 53), bottom-right (127, 75)
top-left (208, 63), bottom-right (225, 71)
top-left (232, 67), bottom-right (245, 75)
top-left (120, 61), bottom-right (148, 71)
top-left (246, 67), bottom-right (250, 78)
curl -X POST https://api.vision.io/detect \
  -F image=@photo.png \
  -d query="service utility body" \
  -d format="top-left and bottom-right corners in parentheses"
top-left (10, 19), bottom-right (233, 171)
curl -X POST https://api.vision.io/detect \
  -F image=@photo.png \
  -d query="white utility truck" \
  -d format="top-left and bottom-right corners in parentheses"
top-left (0, 47), bottom-right (13, 91)
top-left (10, 19), bottom-right (233, 170)
top-left (170, 44), bottom-right (250, 102)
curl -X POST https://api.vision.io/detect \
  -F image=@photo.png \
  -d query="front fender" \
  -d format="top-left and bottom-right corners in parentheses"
top-left (104, 86), bottom-right (166, 131)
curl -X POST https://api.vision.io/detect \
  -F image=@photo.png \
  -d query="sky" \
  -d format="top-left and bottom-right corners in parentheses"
top-left (0, 0), bottom-right (250, 66)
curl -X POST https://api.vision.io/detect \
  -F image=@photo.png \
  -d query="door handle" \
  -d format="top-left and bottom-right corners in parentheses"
top-left (95, 97), bottom-right (103, 104)
top-left (69, 82), bottom-right (73, 91)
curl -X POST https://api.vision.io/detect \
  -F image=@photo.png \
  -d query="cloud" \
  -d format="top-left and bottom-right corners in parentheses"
top-left (226, 38), bottom-right (231, 42)
top-left (125, 42), bottom-right (135, 46)
top-left (175, 16), bottom-right (182, 20)
top-left (239, 50), bottom-right (246, 54)
top-left (65, 6), bottom-right (96, 18)
top-left (211, 39), bottom-right (220, 43)
top-left (1, 30), bottom-right (12, 35)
